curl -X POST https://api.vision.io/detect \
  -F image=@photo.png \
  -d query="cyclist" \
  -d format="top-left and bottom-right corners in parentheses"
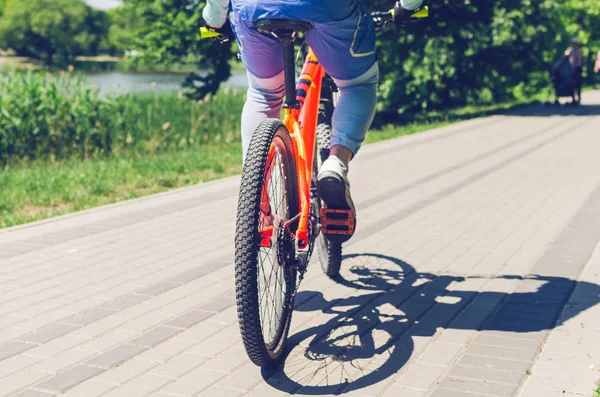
top-left (203, 0), bottom-right (425, 241)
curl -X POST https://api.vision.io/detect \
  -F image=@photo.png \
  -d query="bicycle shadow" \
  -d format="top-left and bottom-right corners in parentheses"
top-left (262, 253), bottom-right (600, 395)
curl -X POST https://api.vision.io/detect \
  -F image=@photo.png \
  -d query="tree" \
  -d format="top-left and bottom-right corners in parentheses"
top-left (0, 0), bottom-right (109, 65)
top-left (103, 6), bottom-right (142, 55)
top-left (123, 0), bottom-right (234, 99)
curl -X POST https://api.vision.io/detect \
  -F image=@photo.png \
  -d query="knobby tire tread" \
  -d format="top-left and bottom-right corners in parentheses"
top-left (235, 119), bottom-right (297, 368)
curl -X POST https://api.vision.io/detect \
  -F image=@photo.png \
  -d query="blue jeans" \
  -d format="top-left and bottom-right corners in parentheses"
top-left (229, 0), bottom-right (378, 158)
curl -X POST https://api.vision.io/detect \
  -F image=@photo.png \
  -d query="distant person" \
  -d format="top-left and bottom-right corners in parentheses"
top-left (564, 38), bottom-right (584, 104)
top-left (595, 50), bottom-right (600, 83)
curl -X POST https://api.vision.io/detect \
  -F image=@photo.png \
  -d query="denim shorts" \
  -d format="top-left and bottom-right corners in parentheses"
top-left (229, 0), bottom-right (377, 81)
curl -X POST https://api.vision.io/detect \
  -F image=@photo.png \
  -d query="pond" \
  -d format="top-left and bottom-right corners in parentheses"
top-left (86, 69), bottom-right (249, 96)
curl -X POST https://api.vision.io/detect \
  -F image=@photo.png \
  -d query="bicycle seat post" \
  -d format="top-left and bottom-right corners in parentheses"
top-left (255, 19), bottom-right (314, 109)
top-left (282, 38), bottom-right (298, 109)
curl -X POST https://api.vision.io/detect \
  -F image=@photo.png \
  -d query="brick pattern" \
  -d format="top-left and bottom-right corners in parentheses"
top-left (0, 91), bottom-right (599, 396)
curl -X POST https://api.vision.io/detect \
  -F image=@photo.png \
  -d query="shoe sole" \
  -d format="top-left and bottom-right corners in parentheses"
top-left (317, 172), bottom-right (356, 243)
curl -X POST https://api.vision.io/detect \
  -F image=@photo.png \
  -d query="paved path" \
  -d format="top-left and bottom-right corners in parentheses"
top-left (1, 92), bottom-right (600, 397)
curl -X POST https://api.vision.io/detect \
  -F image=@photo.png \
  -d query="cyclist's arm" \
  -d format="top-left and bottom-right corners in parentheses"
top-left (203, 0), bottom-right (229, 28)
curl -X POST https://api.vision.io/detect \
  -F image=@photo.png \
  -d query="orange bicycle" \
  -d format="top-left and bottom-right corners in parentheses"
top-left (203, 7), bottom-right (428, 368)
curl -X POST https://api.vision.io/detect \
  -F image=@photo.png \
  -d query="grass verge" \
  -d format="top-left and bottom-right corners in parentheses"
top-left (0, 144), bottom-right (242, 228)
top-left (0, 94), bottom-right (565, 229)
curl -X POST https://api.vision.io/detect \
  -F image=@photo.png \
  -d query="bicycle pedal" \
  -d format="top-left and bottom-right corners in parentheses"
top-left (320, 208), bottom-right (355, 236)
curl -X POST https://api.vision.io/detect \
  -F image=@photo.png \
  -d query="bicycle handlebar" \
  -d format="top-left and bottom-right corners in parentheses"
top-left (200, 6), bottom-right (429, 39)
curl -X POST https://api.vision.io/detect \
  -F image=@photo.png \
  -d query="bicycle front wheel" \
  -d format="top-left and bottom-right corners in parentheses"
top-left (235, 119), bottom-right (298, 367)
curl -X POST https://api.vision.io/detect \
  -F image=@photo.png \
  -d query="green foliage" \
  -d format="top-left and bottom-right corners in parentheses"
top-left (103, 6), bottom-right (142, 54)
top-left (0, 0), bottom-right (9, 16)
top-left (371, 0), bottom-right (568, 120)
top-left (121, 0), bottom-right (234, 98)
top-left (0, 0), bottom-right (109, 65)
top-left (0, 70), bottom-right (244, 164)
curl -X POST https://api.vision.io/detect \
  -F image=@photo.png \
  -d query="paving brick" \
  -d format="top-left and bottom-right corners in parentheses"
top-left (457, 353), bottom-right (531, 374)
top-left (216, 362), bottom-right (264, 392)
top-left (166, 310), bottom-right (214, 329)
top-left (473, 333), bottom-right (542, 352)
top-left (135, 337), bottom-right (197, 364)
top-left (85, 345), bottom-right (146, 369)
top-left (14, 390), bottom-right (54, 397)
top-left (0, 341), bottom-right (36, 360)
top-left (201, 294), bottom-right (236, 313)
top-left (79, 328), bottom-right (138, 353)
top-left (151, 353), bottom-right (210, 380)
top-left (102, 373), bottom-right (173, 397)
top-left (126, 326), bottom-right (182, 348)
top-left (0, 369), bottom-right (50, 395)
top-left (521, 373), bottom-right (598, 395)
top-left (23, 334), bottom-right (89, 358)
top-left (200, 386), bottom-right (244, 397)
top-left (203, 345), bottom-right (248, 373)
top-left (186, 330), bottom-right (239, 357)
top-left (94, 358), bottom-right (157, 385)
top-left (430, 387), bottom-right (489, 397)
top-left (161, 367), bottom-right (228, 396)
top-left (447, 364), bottom-right (524, 385)
top-left (60, 379), bottom-right (117, 397)
top-left (31, 347), bottom-right (96, 374)
top-left (34, 365), bottom-right (103, 394)
top-left (438, 377), bottom-right (518, 396)
top-left (21, 323), bottom-right (79, 345)
top-left (383, 387), bottom-right (428, 397)
top-left (101, 294), bottom-right (148, 311)
top-left (61, 308), bottom-right (115, 326)
top-left (394, 363), bottom-right (446, 390)
top-left (466, 343), bottom-right (538, 362)
top-left (417, 342), bottom-right (462, 366)
top-left (0, 354), bottom-right (42, 378)
top-left (136, 282), bottom-right (180, 297)
top-left (518, 385), bottom-right (575, 397)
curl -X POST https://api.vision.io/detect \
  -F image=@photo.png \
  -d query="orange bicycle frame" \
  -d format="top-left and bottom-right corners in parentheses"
top-left (282, 49), bottom-right (324, 251)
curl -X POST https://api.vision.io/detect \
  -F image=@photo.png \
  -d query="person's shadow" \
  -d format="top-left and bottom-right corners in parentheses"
top-left (261, 253), bottom-right (600, 395)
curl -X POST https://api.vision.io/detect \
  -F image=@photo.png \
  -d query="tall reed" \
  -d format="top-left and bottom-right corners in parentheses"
top-left (0, 71), bottom-right (244, 164)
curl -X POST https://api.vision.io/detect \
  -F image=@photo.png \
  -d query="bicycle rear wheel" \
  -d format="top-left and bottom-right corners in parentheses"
top-left (314, 113), bottom-right (343, 278)
top-left (235, 119), bottom-right (299, 367)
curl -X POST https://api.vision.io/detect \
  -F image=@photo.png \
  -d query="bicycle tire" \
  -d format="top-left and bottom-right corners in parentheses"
top-left (314, 114), bottom-right (343, 278)
top-left (235, 119), bottom-right (298, 367)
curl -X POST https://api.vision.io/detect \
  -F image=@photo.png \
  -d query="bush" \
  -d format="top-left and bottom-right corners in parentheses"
top-left (0, 70), bottom-right (244, 164)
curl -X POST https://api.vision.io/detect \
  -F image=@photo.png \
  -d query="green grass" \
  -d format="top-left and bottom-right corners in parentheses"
top-left (0, 143), bottom-right (242, 228)
top-left (594, 380), bottom-right (600, 397)
top-left (0, 70), bottom-right (245, 164)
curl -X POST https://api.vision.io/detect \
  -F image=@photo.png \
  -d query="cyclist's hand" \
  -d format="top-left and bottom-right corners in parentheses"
top-left (203, 19), bottom-right (235, 41)
top-left (393, 1), bottom-right (427, 27)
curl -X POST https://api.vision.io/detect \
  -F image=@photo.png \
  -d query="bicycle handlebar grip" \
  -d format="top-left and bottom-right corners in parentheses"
top-left (200, 27), bottom-right (221, 39)
top-left (411, 6), bottom-right (429, 18)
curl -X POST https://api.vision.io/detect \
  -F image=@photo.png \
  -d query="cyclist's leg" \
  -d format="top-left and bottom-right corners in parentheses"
top-left (305, 1), bottom-right (378, 160)
top-left (229, 11), bottom-right (285, 159)
top-left (306, 1), bottom-right (378, 240)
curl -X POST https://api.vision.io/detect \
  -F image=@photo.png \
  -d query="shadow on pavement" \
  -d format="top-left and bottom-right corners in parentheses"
top-left (262, 253), bottom-right (600, 395)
